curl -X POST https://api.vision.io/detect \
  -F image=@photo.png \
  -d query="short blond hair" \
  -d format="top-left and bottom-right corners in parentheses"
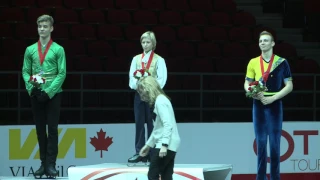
top-left (137, 76), bottom-right (169, 106)
top-left (259, 31), bottom-right (274, 42)
top-left (140, 31), bottom-right (157, 50)
top-left (37, 14), bottom-right (54, 26)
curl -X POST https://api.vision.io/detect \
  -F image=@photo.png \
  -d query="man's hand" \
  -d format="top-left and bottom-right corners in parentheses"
top-left (159, 146), bottom-right (167, 158)
top-left (260, 96), bottom-right (276, 105)
top-left (252, 92), bottom-right (264, 100)
top-left (31, 88), bottom-right (41, 98)
top-left (30, 81), bottom-right (40, 88)
top-left (139, 145), bottom-right (150, 157)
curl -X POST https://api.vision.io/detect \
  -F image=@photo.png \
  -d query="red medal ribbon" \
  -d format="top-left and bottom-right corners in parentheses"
top-left (141, 51), bottom-right (154, 70)
top-left (38, 39), bottom-right (53, 65)
top-left (260, 54), bottom-right (275, 83)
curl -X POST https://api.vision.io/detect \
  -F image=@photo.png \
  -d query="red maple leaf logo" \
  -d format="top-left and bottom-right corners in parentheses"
top-left (90, 128), bottom-right (113, 158)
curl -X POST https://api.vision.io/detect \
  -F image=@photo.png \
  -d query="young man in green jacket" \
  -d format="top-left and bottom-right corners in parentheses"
top-left (22, 14), bottom-right (66, 179)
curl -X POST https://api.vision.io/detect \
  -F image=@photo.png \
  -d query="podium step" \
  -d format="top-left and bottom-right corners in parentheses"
top-left (68, 163), bottom-right (233, 180)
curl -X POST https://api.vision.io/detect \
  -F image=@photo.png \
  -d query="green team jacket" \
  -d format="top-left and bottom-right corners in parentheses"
top-left (22, 41), bottom-right (66, 99)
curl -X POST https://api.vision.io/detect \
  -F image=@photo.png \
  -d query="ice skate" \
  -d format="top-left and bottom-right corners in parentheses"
top-left (34, 165), bottom-right (46, 179)
top-left (45, 164), bottom-right (59, 179)
top-left (127, 154), bottom-right (149, 167)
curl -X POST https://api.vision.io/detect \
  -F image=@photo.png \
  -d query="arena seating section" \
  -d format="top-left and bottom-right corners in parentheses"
top-left (0, 0), bottom-right (319, 125)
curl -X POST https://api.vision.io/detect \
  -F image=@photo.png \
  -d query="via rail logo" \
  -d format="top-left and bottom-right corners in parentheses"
top-left (9, 128), bottom-right (113, 160)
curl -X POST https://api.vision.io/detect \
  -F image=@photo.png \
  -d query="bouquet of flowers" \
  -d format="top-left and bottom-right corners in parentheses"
top-left (246, 80), bottom-right (267, 98)
top-left (29, 73), bottom-right (46, 88)
top-left (133, 68), bottom-right (150, 80)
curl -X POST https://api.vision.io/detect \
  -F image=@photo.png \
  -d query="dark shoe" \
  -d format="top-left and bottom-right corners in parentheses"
top-left (34, 165), bottom-right (45, 179)
top-left (46, 164), bottom-right (58, 178)
top-left (128, 154), bottom-right (143, 163)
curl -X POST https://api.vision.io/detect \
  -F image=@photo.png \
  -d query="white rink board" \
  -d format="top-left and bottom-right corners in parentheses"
top-left (0, 122), bottom-right (319, 178)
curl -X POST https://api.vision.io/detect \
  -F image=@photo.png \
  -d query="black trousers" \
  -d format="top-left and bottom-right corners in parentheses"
top-left (148, 148), bottom-right (176, 180)
top-left (134, 92), bottom-right (153, 154)
top-left (31, 93), bottom-right (61, 166)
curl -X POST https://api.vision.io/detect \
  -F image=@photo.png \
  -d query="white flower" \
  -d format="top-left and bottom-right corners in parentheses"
top-left (259, 81), bottom-right (264, 86)
top-left (29, 74), bottom-right (46, 86)
top-left (32, 75), bottom-right (44, 84)
top-left (136, 71), bottom-right (142, 77)
top-left (143, 72), bottom-right (149, 77)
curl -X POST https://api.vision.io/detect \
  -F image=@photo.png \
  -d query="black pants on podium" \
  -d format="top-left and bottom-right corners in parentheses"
top-left (134, 92), bottom-right (153, 153)
top-left (31, 93), bottom-right (61, 167)
top-left (148, 149), bottom-right (176, 180)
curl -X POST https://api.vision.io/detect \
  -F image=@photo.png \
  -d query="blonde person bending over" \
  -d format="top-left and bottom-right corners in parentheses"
top-left (137, 76), bottom-right (180, 180)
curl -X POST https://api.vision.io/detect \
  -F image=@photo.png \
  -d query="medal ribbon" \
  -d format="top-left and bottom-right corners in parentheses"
top-left (141, 51), bottom-right (154, 70)
top-left (260, 54), bottom-right (275, 83)
top-left (38, 39), bottom-right (53, 65)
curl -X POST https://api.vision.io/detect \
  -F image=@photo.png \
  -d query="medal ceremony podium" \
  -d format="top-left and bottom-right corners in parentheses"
top-left (0, 163), bottom-right (232, 180)
top-left (67, 163), bottom-right (233, 180)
